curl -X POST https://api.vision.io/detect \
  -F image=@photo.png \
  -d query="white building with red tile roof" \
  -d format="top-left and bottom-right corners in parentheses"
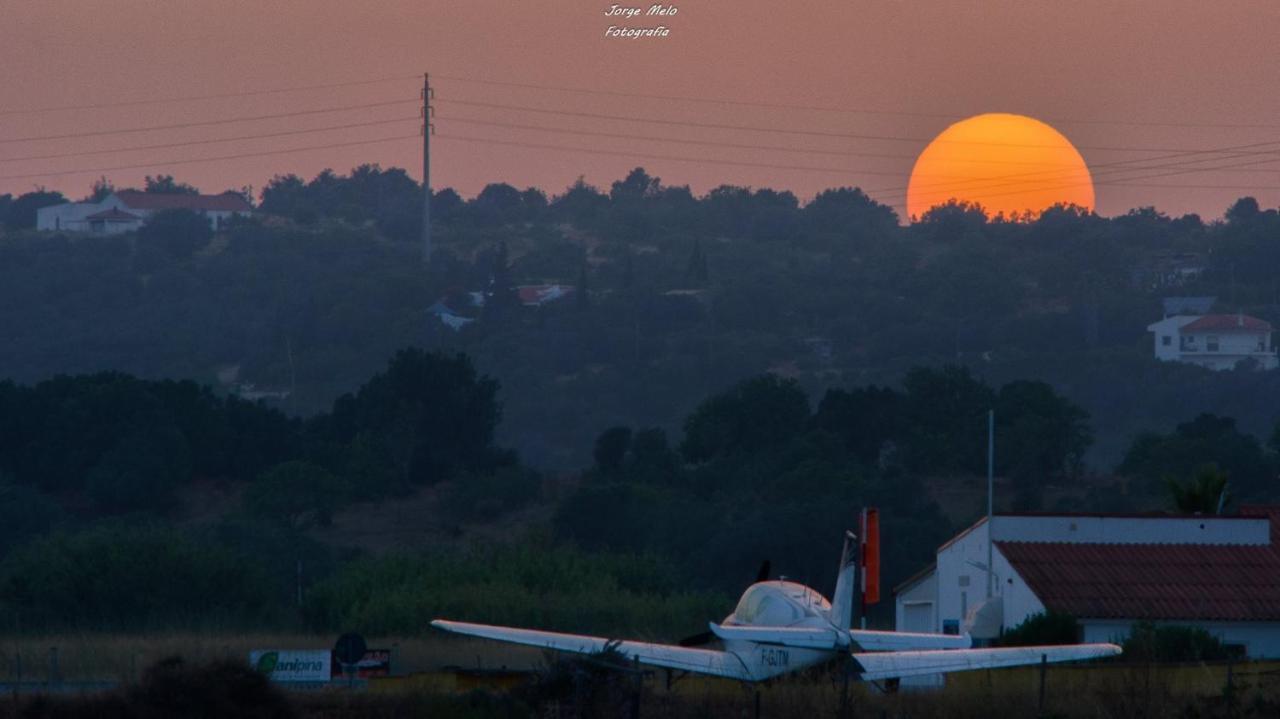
top-left (37, 190), bottom-right (252, 234)
top-left (1147, 312), bottom-right (1276, 370)
top-left (895, 509), bottom-right (1280, 659)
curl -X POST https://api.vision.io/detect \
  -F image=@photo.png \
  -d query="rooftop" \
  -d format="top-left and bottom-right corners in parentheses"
top-left (998, 538), bottom-right (1280, 621)
top-left (112, 189), bottom-right (252, 212)
top-left (1180, 314), bottom-right (1272, 333)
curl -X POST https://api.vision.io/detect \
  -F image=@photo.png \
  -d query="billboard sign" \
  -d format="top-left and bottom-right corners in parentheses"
top-left (250, 650), bottom-right (332, 682)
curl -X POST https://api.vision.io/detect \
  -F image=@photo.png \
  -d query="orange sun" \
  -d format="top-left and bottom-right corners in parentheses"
top-left (906, 113), bottom-right (1094, 221)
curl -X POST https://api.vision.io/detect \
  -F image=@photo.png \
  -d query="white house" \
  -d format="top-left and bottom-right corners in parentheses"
top-left (36, 190), bottom-right (252, 234)
top-left (1146, 313), bottom-right (1277, 370)
top-left (895, 508), bottom-right (1280, 659)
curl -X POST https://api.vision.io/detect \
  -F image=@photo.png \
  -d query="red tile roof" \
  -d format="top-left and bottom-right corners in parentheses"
top-left (1179, 314), bottom-right (1272, 333)
top-left (997, 538), bottom-right (1280, 621)
top-left (84, 208), bottom-right (141, 221)
top-left (113, 189), bottom-right (252, 212)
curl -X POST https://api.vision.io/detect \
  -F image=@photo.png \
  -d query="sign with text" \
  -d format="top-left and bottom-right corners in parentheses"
top-left (250, 650), bottom-right (332, 682)
top-left (332, 649), bottom-right (392, 678)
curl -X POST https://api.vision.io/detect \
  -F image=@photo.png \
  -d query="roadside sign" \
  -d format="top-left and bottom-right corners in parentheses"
top-left (250, 650), bottom-right (331, 682)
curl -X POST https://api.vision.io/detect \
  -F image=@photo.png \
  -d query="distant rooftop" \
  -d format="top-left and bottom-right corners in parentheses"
top-left (1180, 314), bottom-right (1272, 333)
top-left (112, 189), bottom-right (252, 212)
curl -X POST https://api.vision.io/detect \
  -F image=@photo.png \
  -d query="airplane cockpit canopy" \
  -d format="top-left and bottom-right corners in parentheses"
top-left (731, 582), bottom-right (830, 626)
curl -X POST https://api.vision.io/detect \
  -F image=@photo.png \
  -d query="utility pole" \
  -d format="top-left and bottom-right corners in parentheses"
top-left (421, 72), bottom-right (434, 265)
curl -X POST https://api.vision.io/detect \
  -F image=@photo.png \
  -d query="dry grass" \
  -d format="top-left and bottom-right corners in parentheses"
top-left (3, 634), bottom-right (1279, 718)
top-left (0, 633), bottom-right (544, 682)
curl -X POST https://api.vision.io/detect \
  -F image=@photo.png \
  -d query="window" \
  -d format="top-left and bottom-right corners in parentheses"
top-left (1207, 336), bottom-right (1219, 352)
top-left (1162, 336), bottom-right (1171, 346)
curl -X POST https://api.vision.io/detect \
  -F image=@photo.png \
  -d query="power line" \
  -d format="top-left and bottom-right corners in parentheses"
top-left (439, 114), bottom-right (1093, 168)
top-left (0, 134), bottom-right (418, 182)
top-left (0, 117), bottom-right (418, 164)
top-left (877, 138), bottom-right (1280, 203)
top-left (0, 74), bottom-right (421, 118)
top-left (434, 74), bottom-right (1280, 132)
top-left (436, 97), bottom-right (1261, 155)
top-left (0, 98), bottom-right (418, 145)
top-left (443, 114), bottom-right (1280, 181)
top-left (435, 132), bottom-right (1280, 193)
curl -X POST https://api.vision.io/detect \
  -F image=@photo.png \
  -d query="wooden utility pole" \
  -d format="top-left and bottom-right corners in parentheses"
top-left (421, 72), bottom-right (433, 265)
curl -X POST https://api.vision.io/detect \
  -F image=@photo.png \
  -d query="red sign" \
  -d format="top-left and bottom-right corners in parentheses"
top-left (862, 508), bottom-right (880, 605)
top-left (330, 649), bottom-right (391, 678)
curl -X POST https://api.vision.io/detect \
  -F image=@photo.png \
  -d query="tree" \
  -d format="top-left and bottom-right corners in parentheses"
top-left (244, 461), bottom-right (345, 529)
top-left (680, 375), bottom-right (810, 463)
top-left (6, 189), bottom-right (66, 230)
top-left (482, 241), bottom-right (521, 322)
top-left (137, 208), bottom-right (214, 261)
top-left (914, 199), bottom-right (988, 239)
top-left (321, 349), bottom-right (503, 486)
top-left (1123, 621), bottom-right (1235, 662)
top-left (1167, 464), bottom-right (1230, 514)
top-left (802, 187), bottom-right (898, 241)
top-left (85, 428), bottom-right (192, 514)
top-left (144, 174), bottom-right (199, 195)
top-left (1119, 414), bottom-right (1271, 498)
top-left (812, 386), bottom-right (904, 466)
top-left (87, 176), bottom-right (115, 202)
top-left (995, 380), bottom-right (1092, 481)
top-left (899, 366), bottom-right (995, 474)
top-left (685, 239), bottom-right (709, 287)
top-left (996, 611), bottom-right (1079, 646)
top-left (0, 480), bottom-right (62, 556)
top-left (593, 427), bottom-right (632, 475)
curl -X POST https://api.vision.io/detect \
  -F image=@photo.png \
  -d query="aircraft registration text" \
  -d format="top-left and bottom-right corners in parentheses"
top-left (760, 648), bottom-right (790, 667)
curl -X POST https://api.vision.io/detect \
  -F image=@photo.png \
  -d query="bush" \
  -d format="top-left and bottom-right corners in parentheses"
top-left (302, 541), bottom-right (730, 637)
top-left (440, 465), bottom-right (542, 522)
top-left (996, 611), bottom-right (1080, 646)
top-left (1123, 621), bottom-right (1239, 662)
top-left (0, 524), bottom-right (282, 631)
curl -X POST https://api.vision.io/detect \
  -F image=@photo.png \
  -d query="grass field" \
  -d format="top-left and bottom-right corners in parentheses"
top-left (0, 633), bottom-right (544, 683)
top-left (3, 634), bottom-right (1279, 718)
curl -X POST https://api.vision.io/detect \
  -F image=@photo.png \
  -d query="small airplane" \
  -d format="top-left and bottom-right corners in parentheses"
top-left (432, 529), bottom-right (1121, 683)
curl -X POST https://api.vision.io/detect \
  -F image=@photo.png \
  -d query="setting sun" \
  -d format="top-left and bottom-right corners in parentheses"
top-left (906, 113), bottom-right (1095, 221)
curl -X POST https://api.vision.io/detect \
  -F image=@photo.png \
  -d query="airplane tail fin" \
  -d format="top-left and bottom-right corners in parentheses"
top-left (830, 529), bottom-right (858, 631)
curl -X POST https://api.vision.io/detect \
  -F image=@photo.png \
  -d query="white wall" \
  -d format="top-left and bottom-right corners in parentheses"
top-left (1082, 619), bottom-right (1280, 659)
top-left (895, 570), bottom-right (937, 632)
top-left (1148, 316), bottom-right (1196, 361)
top-left (36, 202), bottom-right (100, 232)
top-left (904, 515), bottom-right (1273, 640)
top-left (990, 515), bottom-right (1269, 546)
top-left (934, 521), bottom-right (1047, 634)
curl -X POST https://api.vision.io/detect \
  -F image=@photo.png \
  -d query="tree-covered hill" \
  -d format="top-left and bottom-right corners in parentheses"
top-left (3, 165), bottom-right (1280, 473)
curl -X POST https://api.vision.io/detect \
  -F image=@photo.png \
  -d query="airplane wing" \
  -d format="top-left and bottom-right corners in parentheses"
top-left (431, 620), bottom-right (753, 680)
top-left (851, 643), bottom-right (1122, 681)
top-left (848, 629), bottom-right (972, 651)
top-left (709, 623), bottom-right (839, 649)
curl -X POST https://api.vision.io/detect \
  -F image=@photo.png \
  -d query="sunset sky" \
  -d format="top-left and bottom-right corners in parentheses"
top-left (2, 1), bottom-right (1278, 220)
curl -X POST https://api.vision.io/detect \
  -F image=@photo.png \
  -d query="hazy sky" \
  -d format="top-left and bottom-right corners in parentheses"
top-left (2, 1), bottom-right (1278, 219)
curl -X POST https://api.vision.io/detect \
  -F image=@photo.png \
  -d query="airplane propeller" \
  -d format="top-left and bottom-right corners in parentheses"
top-left (755, 560), bottom-right (771, 583)
top-left (677, 631), bottom-right (715, 647)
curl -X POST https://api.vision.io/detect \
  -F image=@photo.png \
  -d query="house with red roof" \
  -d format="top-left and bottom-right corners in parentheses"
top-left (1147, 312), bottom-right (1277, 370)
top-left (37, 190), bottom-right (252, 235)
top-left (895, 507), bottom-right (1280, 659)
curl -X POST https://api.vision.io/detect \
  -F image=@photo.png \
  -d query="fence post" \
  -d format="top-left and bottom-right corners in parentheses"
top-left (1038, 653), bottom-right (1047, 718)
top-left (12, 651), bottom-right (20, 701)
top-left (48, 647), bottom-right (59, 690)
top-left (1226, 658), bottom-right (1236, 719)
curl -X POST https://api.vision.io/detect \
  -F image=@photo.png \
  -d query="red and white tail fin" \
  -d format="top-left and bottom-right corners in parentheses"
top-left (830, 530), bottom-right (858, 631)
